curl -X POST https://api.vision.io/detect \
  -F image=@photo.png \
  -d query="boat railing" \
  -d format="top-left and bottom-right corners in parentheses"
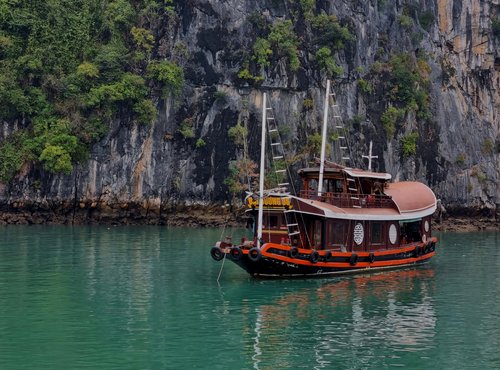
top-left (299, 190), bottom-right (395, 209)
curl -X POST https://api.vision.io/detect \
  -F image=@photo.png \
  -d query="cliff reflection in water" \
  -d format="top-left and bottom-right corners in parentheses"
top-left (247, 269), bottom-right (436, 369)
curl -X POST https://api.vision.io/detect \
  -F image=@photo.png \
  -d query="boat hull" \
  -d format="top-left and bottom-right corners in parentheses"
top-left (220, 239), bottom-right (437, 278)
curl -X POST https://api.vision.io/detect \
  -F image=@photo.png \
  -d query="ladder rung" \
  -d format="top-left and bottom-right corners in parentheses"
top-left (350, 196), bottom-right (359, 200)
top-left (271, 142), bottom-right (281, 146)
top-left (266, 107), bottom-right (272, 110)
top-left (349, 187), bottom-right (357, 191)
top-left (336, 126), bottom-right (344, 129)
top-left (352, 205), bottom-right (362, 208)
top-left (347, 178), bottom-right (355, 182)
top-left (288, 231), bottom-right (301, 236)
top-left (267, 117), bottom-right (275, 120)
top-left (342, 157), bottom-right (350, 160)
top-left (338, 136), bottom-right (345, 139)
top-left (269, 129), bottom-right (278, 133)
top-left (287, 223), bottom-right (298, 227)
top-left (333, 115), bottom-right (341, 118)
top-left (278, 182), bottom-right (289, 186)
top-left (275, 169), bottom-right (286, 173)
top-left (340, 146), bottom-right (347, 150)
top-left (273, 156), bottom-right (283, 160)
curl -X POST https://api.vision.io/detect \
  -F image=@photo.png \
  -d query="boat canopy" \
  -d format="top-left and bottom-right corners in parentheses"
top-left (342, 168), bottom-right (391, 180)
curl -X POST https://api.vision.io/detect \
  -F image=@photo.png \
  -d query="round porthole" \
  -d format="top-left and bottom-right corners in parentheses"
top-left (424, 220), bottom-right (429, 232)
top-left (353, 223), bottom-right (364, 245)
top-left (389, 224), bottom-right (397, 244)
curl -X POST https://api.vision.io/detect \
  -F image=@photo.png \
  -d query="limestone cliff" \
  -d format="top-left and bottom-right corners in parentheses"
top-left (0, 0), bottom-right (498, 224)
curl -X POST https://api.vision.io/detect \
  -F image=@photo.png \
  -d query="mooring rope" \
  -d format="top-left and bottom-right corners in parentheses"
top-left (216, 250), bottom-right (227, 283)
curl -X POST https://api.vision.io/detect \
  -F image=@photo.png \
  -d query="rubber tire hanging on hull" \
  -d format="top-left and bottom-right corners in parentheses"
top-left (310, 250), bottom-right (319, 264)
top-left (289, 247), bottom-right (299, 258)
top-left (350, 253), bottom-right (358, 266)
top-left (230, 247), bottom-right (243, 261)
top-left (210, 247), bottom-right (224, 261)
top-left (248, 247), bottom-right (261, 262)
top-left (368, 253), bottom-right (375, 263)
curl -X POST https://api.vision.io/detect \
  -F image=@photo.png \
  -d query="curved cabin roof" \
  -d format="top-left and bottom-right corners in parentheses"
top-left (384, 181), bottom-right (437, 214)
top-left (289, 181), bottom-right (437, 221)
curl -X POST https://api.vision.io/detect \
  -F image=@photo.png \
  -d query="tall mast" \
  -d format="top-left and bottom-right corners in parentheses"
top-left (257, 92), bottom-right (267, 248)
top-left (318, 79), bottom-right (330, 196)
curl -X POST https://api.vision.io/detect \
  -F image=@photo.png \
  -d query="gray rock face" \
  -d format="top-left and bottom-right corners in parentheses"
top-left (0, 0), bottom-right (498, 222)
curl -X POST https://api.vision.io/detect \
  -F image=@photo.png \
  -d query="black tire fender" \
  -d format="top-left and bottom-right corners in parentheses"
top-left (368, 253), bottom-right (375, 263)
top-left (210, 246), bottom-right (224, 262)
top-left (310, 250), bottom-right (319, 264)
top-left (325, 251), bottom-right (332, 261)
top-left (414, 246), bottom-right (420, 258)
top-left (248, 247), bottom-right (261, 262)
top-left (230, 247), bottom-right (243, 261)
top-left (289, 247), bottom-right (299, 258)
top-left (350, 253), bottom-right (358, 266)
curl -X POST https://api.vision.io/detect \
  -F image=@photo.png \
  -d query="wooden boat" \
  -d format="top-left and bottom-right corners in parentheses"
top-left (210, 82), bottom-right (438, 278)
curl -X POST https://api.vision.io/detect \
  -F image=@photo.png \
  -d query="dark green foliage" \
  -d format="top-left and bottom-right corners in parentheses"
top-left (0, 132), bottom-right (30, 182)
top-left (268, 20), bottom-right (300, 71)
top-left (381, 107), bottom-right (404, 138)
top-left (493, 18), bottom-right (500, 37)
top-left (419, 11), bottom-right (435, 32)
top-left (400, 132), bottom-right (419, 157)
top-left (0, 0), bottom-right (184, 181)
top-left (315, 47), bottom-right (343, 77)
top-left (358, 79), bottom-right (373, 94)
top-left (387, 54), bottom-right (431, 120)
top-left (147, 60), bottom-right (184, 97)
top-left (311, 14), bottom-right (354, 50)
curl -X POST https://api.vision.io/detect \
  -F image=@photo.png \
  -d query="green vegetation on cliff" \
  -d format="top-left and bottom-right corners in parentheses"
top-left (0, 0), bottom-right (183, 182)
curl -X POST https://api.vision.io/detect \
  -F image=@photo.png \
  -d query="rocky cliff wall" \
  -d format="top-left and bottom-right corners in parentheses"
top-left (0, 0), bottom-right (498, 224)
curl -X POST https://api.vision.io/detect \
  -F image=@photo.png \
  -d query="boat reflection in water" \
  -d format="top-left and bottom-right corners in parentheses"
top-left (246, 268), bottom-right (436, 369)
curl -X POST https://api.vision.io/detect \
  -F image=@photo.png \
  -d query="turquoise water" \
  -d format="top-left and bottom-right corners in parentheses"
top-left (0, 226), bottom-right (498, 369)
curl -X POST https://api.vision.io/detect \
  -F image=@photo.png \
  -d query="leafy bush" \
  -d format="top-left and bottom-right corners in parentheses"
top-left (358, 79), bottom-right (373, 94)
top-left (253, 38), bottom-right (272, 68)
top-left (39, 145), bottom-right (73, 174)
top-left (268, 20), bottom-right (300, 71)
top-left (228, 123), bottom-right (248, 146)
top-left (147, 60), bottom-right (184, 97)
top-left (482, 139), bottom-right (494, 155)
top-left (303, 98), bottom-right (314, 110)
top-left (312, 14), bottom-right (354, 50)
top-left (195, 138), bottom-right (206, 148)
top-left (178, 118), bottom-right (195, 139)
top-left (399, 15), bottom-right (413, 28)
top-left (400, 132), bottom-right (419, 157)
top-left (419, 11), bottom-right (435, 31)
top-left (0, 133), bottom-right (29, 182)
top-left (315, 47), bottom-right (343, 77)
top-left (381, 107), bottom-right (404, 138)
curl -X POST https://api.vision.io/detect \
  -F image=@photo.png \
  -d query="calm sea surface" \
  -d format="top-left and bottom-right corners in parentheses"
top-left (0, 226), bottom-right (498, 369)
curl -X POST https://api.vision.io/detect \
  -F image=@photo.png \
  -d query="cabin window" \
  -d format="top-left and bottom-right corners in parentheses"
top-left (313, 220), bottom-right (322, 247)
top-left (269, 215), bottom-right (279, 228)
top-left (327, 221), bottom-right (346, 247)
top-left (334, 179), bottom-right (343, 193)
top-left (371, 222), bottom-right (383, 244)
